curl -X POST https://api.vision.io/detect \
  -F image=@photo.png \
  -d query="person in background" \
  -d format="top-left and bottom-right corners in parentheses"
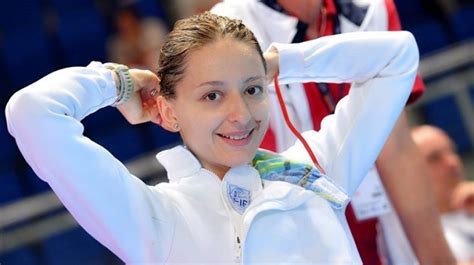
top-left (412, 125), bottom-right (474, 264)
top-left (211, 0), bottom-right (455, 264)
top-left (106, 4), bottom-right (168, 71)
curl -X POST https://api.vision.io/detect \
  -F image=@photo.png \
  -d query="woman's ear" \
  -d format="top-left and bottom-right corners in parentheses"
top-left (156, 95), bottom-right (179, 132)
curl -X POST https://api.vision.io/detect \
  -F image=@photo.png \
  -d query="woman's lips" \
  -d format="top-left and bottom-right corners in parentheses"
top-left (217, 129), bottom-right (255, 146)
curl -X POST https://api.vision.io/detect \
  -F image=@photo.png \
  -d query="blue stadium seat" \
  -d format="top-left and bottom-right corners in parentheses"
top-left (405, 17), bottom-right (451, 55)
top-left (42, 227), bottom-right (121, 265)
top-left (450, 5), bottom-right (474, 40)
top-left (0, 247), bottom-right (40, 265)
top-left (0, 166), bottom-right (23, 205)
top-left (89, 126), bottom-right (146, 162)
top-left (82, 107), bottom-right (127, 133)
top-left (133, 0), bottom-right (167, 18)
top-left (0, 115), bottom-right (17, 167)
top-left (0, 1), bottom-right (44, 35)
top-left (0, 52), bottom-right (14, 104)
top-left (2, 27), bottom-right (55, 90)
top-left (423, 95), bottom-right (472, 153)
top-left (149, 123), bottom-right (181, 150)
top-left (23, 167), bottom-right (51, 195)
top-left (48, 0), bottom-right (97, 14)
top-left (55, 10), bottom-right (107, 66)
top-left (394, 0), bottom-right (424, 25)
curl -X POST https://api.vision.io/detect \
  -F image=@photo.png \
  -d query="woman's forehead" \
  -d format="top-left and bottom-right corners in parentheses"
top-left (179, 39), bottom-right (265, 88)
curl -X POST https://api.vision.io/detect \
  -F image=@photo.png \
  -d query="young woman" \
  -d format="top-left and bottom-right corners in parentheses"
top-left (5, 12), bottom-right (418, 264)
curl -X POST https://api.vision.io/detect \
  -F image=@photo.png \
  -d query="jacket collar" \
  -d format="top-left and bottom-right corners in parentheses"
top-left (156, 146), bottom-right (264, 216)
top-left (155, 146), bottom-right (309, 209)
top-left (155, 146), bottom-right (202, 183)
top-left (253, 0), bottom-right (369, 49)
top-left (156, 146), bottom-right (262, 191)
top-left (156, 146), bottom-right (348, 209)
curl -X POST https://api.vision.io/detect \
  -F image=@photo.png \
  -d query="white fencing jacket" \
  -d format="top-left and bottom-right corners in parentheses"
top-left (5, 32), bottom-right (418, 264)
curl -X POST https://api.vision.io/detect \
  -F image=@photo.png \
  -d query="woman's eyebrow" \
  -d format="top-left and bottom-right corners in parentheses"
top-left (197, 81), bottom-right (225, 88)
top-left (244, 76), bottom-right (264, 83)
top-left (197, 76), bottom-right (264, 88)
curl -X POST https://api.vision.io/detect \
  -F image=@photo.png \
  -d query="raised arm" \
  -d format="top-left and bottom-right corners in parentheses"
top-left (5, 62), bottom-right (175, 262)
top-left (275, 31), bottom-right (418, 196)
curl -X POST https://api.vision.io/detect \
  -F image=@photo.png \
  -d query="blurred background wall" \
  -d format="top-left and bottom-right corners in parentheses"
top-left (0, 0), bottom-right (472, 264)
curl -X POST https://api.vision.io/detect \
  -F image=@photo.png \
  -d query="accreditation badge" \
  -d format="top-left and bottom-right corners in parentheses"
top-left (351, 167), bottom-right (391, 220)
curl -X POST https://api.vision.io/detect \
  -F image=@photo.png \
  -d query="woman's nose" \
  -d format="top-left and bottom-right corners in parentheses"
top-left (227, 94), bottom-right (252, 124)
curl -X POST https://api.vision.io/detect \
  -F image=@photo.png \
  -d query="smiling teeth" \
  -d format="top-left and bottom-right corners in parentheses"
top-left (221, 131), bottom-right (251, 140)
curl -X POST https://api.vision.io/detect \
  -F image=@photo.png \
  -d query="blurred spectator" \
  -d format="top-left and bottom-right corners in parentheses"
top-left (412, 125), bottom-right (474, 263)
top-left (107, 4), bottom-right (168, 71)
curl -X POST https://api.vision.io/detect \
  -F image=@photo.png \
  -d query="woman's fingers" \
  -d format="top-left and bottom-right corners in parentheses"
top-left (116, 69), bottom-right (162, 125)
top-left (131, 69), bottom-right (160, 103)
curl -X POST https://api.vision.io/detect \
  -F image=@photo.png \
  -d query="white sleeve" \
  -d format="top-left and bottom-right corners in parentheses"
top-left (277, 31), bottom-right (418, 196)
top-left (5, 62), bottom-right (175, 262)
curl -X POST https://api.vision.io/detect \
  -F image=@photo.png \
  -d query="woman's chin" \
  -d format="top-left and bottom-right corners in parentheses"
top-left (222, 151), bottom-right (257, 168)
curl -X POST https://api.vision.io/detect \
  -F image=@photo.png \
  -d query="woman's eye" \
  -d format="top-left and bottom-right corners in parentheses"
top-left (246, 86), bottom-right (263, 96)
top-left (205, 92), bottom-right (221, 101)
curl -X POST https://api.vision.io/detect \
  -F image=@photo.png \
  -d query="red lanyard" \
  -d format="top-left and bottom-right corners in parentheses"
top-left (273, 73), bottom-right (326, 174)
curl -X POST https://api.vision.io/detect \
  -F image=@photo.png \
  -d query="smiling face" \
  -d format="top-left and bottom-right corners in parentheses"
top-left (163, 38), bottom-right (269, 177)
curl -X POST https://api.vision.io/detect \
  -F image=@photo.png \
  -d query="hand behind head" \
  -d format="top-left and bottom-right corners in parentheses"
top-left (116, 69), bottom-right (162, 125)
